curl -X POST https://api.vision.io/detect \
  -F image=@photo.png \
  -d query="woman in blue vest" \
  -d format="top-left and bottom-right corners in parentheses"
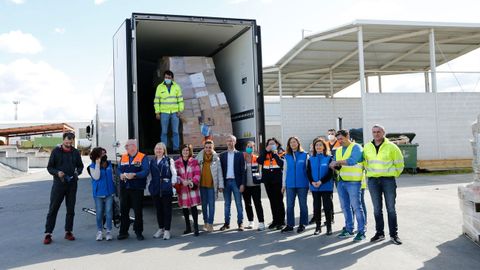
top-left (88, 147), bottom-right (116, 241)
top-left (148, 142), bottom-right (177, 240)
top-left (307, 138), bottom-right (334, 235)
top-left (281, 136), bottom-right (309, 233)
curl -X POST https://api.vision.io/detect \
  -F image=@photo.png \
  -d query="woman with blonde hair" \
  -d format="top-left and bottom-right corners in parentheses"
top-left (148, 142), bottom-right (177, 240)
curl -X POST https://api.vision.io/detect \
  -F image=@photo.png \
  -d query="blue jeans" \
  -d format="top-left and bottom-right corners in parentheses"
top-left (223, 179), bottom-right (243, 225)
top-left (337, 181), bottom-right (365, 234)
top-left (286, 187), bottom-right (308, 227)
top-left (160, 112), bottom-right (180, 151)
top-left (94, 195), bottom-right (113, 231)
top-left (368, 177), bottom-right (398, 237)
top-left (200, 187), bottom-right (215, 224)
top-left (352, 188), bottom-right (367, 223)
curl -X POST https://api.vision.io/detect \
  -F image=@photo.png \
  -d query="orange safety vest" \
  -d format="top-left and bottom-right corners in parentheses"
top-left (262, 152), bottom-right (283, 169)
top-left (120, 152), bottom-right (146, 166)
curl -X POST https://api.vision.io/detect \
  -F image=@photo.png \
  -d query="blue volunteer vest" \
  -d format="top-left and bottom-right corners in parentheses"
top-left (285, 151), bottom-right (309, 188)
top-left (149, 157), bottom-right (173, 196)
top-left (309, 154), bottom-right (333, 192)
top-left (90, 161), bottom-right (116, 197)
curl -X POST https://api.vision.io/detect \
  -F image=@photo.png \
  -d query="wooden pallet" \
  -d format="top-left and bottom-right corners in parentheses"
top-left (418, 159), bottom-right (473, 170)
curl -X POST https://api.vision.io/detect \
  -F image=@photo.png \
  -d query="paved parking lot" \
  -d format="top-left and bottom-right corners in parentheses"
top-left (0, 171), bottom-right (479, 270)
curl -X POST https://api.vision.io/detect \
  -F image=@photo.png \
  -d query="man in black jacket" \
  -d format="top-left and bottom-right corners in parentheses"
top-left (43, 132), bottom-right (84, 245)
top-left (219, 135), bottom-right (246, 231)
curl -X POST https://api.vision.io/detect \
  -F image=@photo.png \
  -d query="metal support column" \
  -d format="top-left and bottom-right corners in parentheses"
top-left (378, 74), bottom-right (382, 93)
top-left (429, 29), bottom-right (437, 93)
top-left (278, 70), bottom-right (284, 144)
top-left (424, 72), bottom-right (430, 93)
top-left (329, 70), bottom-right (334, 98)
top-left (358, 26), bottom-right (368, 143)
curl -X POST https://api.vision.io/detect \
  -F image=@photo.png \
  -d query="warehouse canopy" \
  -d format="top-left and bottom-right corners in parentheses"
top-left (0, 123), bottom-right (74, 144)
top-left (263, 20), bottom-right (480, 96)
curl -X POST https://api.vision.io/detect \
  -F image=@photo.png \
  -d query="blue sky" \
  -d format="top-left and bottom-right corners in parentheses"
top-left (1, 0), bottom-right (480, 121)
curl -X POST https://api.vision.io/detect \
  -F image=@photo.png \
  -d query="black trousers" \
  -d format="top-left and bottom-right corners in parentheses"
top-left (312, 191), bottom-right (333, 225)
top-left (263, 177), bottom-right (285, 225)
top-left (119, 188), bottom-right (144, 235)
top-left (45, 180), bottom-right (77, 234)
top-left (152, 194), bottom-right (173, 230)
top-left (182, 206), bottom-right (199, 228)
top-left (242, 185), bottom-right (265, 223)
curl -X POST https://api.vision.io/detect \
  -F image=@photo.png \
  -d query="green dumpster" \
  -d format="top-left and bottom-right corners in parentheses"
top-left (386, 133), bottom-right (418, 173)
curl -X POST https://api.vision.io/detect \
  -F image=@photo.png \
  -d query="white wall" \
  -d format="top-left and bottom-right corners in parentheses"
top-left (280, 97), bottom-right (362, 146)
top-left (364, 92), bottom-right (480, 160)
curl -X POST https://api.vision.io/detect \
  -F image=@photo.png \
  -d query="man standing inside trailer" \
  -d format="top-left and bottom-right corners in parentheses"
top-left (154, 70), bottom-right (184, 153)
top-left (364, 124), bottom-right (404, 245)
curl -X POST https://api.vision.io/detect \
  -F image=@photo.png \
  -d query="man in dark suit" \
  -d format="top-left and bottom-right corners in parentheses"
top-left (219, 135), bottom-right (246, 231)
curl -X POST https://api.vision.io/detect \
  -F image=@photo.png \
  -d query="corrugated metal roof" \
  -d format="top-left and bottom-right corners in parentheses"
top-left (263, 20), bottom-right (480, 96)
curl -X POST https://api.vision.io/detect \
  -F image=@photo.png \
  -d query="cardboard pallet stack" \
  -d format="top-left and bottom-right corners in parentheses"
top-left (458, 114), bottom-right (480, 244)
top-left (157, 56), bottom-right (233, 148)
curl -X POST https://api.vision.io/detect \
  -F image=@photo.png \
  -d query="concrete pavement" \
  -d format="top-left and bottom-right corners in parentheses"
top-left (0, 171), bottom-right (478, 270)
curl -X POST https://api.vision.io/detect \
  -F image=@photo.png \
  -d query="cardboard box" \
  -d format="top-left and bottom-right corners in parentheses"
top-left (194, 87), bottom-right (209, 98)
top-left (189, 72), bottom-right (206, 88)
top-left (158, 57), bottom-right (185, 74)
top-left (184, 57), bottom-right (215, 73)
top-left (207, 84), bottom-right (222, 94)
top-left (198, 96), bottom-right (211, 111)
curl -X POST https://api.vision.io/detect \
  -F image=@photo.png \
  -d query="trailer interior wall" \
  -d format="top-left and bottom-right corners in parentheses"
top-left (280, 97), bottom-right (362, 146)
top-left (134, 18), bottom-right (258, 153)
top-left (363, 92), bottom-right (480, 160)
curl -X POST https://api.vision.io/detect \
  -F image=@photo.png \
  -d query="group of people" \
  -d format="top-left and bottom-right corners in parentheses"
top-left (42, 124), bottom-right (404, 247)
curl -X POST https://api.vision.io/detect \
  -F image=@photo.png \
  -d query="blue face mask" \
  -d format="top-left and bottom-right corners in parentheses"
top-left (246, 147), bottom-right (253, 154)
top-left (164, 79), bottom-right (172, 85)
top-left (270, 145), bottom-right (277, 151)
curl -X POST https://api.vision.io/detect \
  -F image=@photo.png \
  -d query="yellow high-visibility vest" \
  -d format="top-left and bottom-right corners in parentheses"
top-left (363, 138), bottom-right (404, 178)
top-left (335, 142), bottom-right (364, 182)
top-left (154, 81), bottom-right (184, 114)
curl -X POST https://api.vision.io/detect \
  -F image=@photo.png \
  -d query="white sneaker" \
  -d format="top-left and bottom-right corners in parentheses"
top-left (257, 222), bottom-right (266, 231)
top-left (96, 231), bottom-right (103, 241)
top-left (163, 230), bottom-right (171, 240)
top-left (105, 231), bottom-right (113, 241)
top-left (153, 229), bottom-right (164, 238)
top-left (247, 221), bottom-right (255, 229)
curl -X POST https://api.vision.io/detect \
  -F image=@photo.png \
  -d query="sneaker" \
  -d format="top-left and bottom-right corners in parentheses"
top-left (219, 223), bottom-right (230, 231)
top-left (117, 233), bottom-right (129, 240)
top-left (64, 232), bottom-right (76, 241)
top-left (268, 223), bottom-right (277, 230)
top-left (297, 225), bottom-right (305, 233)
top-left (281, 225), bottom-right (294, 233)
top-left (337, 229), bottom-right (355, 239)
top-left (314, 224), bottom-right (322, 235)
top-left (238, 223), bottom-right (244, 231)
top-left (370, 233), bottom-right (385, 242)
top-left (96, 231), bottom-right (103, 241)
top-left (207, 224), bottom-right (214, 232)
top-left (391, 235), bottom-right (403, 245)
top-left (136, 233), bottom-right (145, 241)
top-left (203, 224), bottom-right (209, 232)
top-left (153, 229), bottom-right (164, 238)
top-left (257, 222), bottom-right (266, 231)
top-left (43, 234), bottom-right (52, 245)
top-left (105, 231), bottom-right (113, 241)
top-left (246, 221), bottom-right (254, 229)
top-left (353, 232), bottom-right (366, 242)
top-left (163, 230), bottom-right (171, 240)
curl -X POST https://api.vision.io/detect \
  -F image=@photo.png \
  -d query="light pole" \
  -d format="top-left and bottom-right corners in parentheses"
top-left (12, 101), bottom-right (20, 121)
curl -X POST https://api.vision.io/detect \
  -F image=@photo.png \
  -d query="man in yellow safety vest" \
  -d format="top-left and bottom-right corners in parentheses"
top-left (154, 70), bottom-right (184, 153)
top-left (329, 129), bottom-right (366, 242)
top-left (363, 124), bottom-right (404, 245)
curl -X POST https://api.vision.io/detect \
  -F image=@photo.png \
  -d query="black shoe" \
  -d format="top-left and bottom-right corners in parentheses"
top-left (281, 225), bottom-right (294, 233)
top-left (183, 228), bottom-right (192, 235)
top-left (276, 224), bottom-right (284, 230)
top-left (136, 233), bottom-right (144, 241)
top-left (297, 225), bottom-right (305, 233)
top-left (391, 235), bottom-right (402, 245)
top-left (117, 233), bottom-right (129, 240)
top-left (370, 232), bottom-right (385, 242)
top-left (268, 223), bottom-right (277, 230)
top-left (309, 217), bottom-right (315, 225)
top-left (219, 223), bottom-right (230, 231)
top-left (326, 224), bottom-right (332, 235)
top-left (314, 224), bottom-right (322, 235)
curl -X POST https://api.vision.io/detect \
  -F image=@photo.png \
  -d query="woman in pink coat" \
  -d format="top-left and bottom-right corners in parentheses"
top-left (175, 144), bottom-right (202, 236)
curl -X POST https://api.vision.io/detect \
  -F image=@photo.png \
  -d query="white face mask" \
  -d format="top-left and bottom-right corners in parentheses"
top-left (327, 135), bottom-right (335, 141)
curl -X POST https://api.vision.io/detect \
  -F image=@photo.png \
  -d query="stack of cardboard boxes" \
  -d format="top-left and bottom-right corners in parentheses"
top-left (458, 114), bottom-right (480, 244)
top-left (157, 56), bottom-right (233, 148)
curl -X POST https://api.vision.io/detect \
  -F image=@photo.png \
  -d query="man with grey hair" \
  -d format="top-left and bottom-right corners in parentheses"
top-left (117, 139), bottom-right (150, 241)
top-left (363, 124), bottom-right (404, 245)
top-left (219, 135), bottom-right (246, 231)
